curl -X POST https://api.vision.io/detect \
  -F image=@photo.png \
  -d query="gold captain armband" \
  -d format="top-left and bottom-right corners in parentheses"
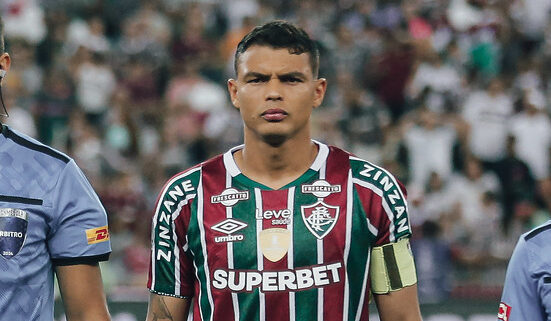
top-left (370, 238), bottom-right (417, 294)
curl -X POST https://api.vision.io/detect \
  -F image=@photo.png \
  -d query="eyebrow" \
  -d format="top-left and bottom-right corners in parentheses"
top-left (243, 71), bottom-right (308, 80)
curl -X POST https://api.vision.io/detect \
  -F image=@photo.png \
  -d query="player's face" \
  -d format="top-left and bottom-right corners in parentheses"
top-left (228, 45), bottom-right (326, 145)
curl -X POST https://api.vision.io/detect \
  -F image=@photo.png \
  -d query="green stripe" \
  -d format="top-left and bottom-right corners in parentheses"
top-left (231, 179), bottom-right (260, 321)
top-left (185, 173), bottom-right (212, 320)
top-left (293, 175), bottom-right (320, 321)
top-left (346, 189), bottom-right (376, 320)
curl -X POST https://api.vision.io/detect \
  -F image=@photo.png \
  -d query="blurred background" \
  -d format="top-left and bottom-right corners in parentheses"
top-left (2, 0), bottom-right (550, 319)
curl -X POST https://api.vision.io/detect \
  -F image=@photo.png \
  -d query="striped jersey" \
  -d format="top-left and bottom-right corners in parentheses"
top-left (148, 141), bottom-right (412, 321)
top-left (0, 125), bottom-right (111, 321)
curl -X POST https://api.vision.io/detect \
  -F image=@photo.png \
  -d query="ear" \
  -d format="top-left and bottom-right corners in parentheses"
top-left (312, 78), bottom-right (327, 109)
top-left (227, 78), bottom-right (240, 110)
top-left (0, 53), bottom-right (11, 85)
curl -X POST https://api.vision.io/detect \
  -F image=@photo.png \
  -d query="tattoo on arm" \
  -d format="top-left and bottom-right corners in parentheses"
top-left (151, 295), bottom-right (174, 321)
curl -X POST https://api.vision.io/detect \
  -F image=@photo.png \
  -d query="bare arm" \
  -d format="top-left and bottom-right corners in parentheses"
top-left (55, 263), bottom-right (111, 321)
top-left (374, 285), bottom-right (422, 321)
top-left (146, 293), bottom-right (191, 321)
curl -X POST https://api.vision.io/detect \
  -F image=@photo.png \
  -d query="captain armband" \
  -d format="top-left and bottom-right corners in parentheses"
top-left (369, 238), bottom-right (417, 294)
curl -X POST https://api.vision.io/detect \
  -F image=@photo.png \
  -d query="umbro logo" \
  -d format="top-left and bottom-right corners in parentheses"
top-left (211, 218), bottom-right (247, 243)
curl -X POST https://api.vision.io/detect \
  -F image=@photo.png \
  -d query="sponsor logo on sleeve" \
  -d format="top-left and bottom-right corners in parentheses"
top-left (86, 226), bottom-right (110, 244)
top-left (498, 302), bottom-right (511, 321)
top-left (0, 208), bottom-right (28, 259)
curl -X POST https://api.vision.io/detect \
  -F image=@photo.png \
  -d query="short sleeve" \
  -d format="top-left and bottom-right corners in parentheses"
top-left (48, 160), bottom-right (111, 265)
top-left (499, 238), bottom-right (543, 321)
top-left (148, 171), bottom-right (199, 298)
top-left (350, 159), bottom-right (412, 246)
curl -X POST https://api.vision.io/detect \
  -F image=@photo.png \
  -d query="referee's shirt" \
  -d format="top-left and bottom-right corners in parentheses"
top-left (499, 220), bottom-right (551, 321)
top-left (0, 125), bottom-right (111, 321)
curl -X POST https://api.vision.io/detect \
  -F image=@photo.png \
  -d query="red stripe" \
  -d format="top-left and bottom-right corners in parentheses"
top-left (261, 189), bottom-right (291, 321)
top-left (175, 206), bottom-right (195, 296)
top-left (321, 146), bottom-right (350, 320)
top-left (200, 156), bottom-right (235, 319)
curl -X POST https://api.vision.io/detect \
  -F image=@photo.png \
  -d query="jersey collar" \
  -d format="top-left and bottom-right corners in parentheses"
top-left (222, 140), bottom-right (330, 188)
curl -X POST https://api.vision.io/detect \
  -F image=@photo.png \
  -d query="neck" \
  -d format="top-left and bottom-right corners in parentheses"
top-left (234, 131), bottom-right (318, 189)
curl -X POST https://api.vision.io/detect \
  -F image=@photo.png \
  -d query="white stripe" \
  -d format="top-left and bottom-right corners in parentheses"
top-left (310, 140), bottom-right (329, 171)
top-left (287, 187), bottom-right (295, 321)
top-left (150, 168), bottom-right (200, 290)
top-left (317, 160), bottom-right (326, 321)
top-left (342, 170), bottom-right (353, 321)
top-left (173, 194), bottom-right (196, 294)
top-left (173, 217), bottom-right (180, 296)
top-left (226, 170), bottom-right (239, 321)
top-left (189, 247), bottom-right (205, 321)
top-left (197, 173), bottom-right (215, 320)
top-left (352, 178), bottom-right (395, 242)
top-left (255, 188), bottom-right (265, 321)
top-left (223, 145), bottom-right (244, 177)
top-left (355, 251), bottom-right (371, 321)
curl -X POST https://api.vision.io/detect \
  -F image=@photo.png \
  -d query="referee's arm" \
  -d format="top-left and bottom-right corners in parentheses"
top-left (56, 263), bottom-right (111, 321)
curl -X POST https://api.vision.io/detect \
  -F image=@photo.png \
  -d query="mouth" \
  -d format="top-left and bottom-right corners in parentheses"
top-left (261, 108), bottom-right (288, 122)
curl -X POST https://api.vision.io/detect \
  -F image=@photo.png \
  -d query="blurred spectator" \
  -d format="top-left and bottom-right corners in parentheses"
top-left (494, 136), bottom-right (536, 231)
top-left (75, 49), bottom-right (116, 126)
top-left (411, 220), bottom-right (452, 304)
top-left (461, 78), bottom-right (514, 168)
top-left (403, 108), bottom-right (457, 188)
top-left (509, 88), bottom-right (551, 180)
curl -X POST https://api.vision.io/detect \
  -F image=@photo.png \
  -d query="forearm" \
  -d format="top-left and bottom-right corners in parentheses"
top-left (374, 285), bottom-right (422, 321)
top-left (146, 293), bottom-right (190, 321)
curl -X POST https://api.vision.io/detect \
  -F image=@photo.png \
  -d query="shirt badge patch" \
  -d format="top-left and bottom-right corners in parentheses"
top-left (86, 226), bottom-right (110, 244)
top-left (259, 228), bottom-right (290, 262)
top-left (301, 180), bottom-right (341, 198)
top-left (0, 208), bottom-right (28, 259)
top-left (301, 201), bottom-right (339, 240)
top-left (211, 188), bottom-right (249, 207)
top-left (498, 302), bottom-right (511, 321)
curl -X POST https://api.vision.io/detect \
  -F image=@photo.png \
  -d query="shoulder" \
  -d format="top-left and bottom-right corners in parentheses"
top-left (2, 125), bottom-right (71, 165)
top-left (346, 152), bottom-right (406, 196)
top-left (154, 154), bottom-right (224, 213)
top-left (514, 220), bottom-right (551, 267)
top-left (523, 220), bottom-right (551, 243)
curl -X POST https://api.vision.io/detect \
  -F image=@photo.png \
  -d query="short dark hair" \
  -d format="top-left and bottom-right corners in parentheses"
top-left (234, 20), bottom-right (320, 77)
top-left (0, 16), bottom-right (4, 53)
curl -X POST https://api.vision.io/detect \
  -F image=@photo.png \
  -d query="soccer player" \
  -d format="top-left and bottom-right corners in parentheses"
top-left (498, 220), bottom-right (551, 321)
top-left (0, 18), bottom-right (111, 321)
top-left (147, 20), bottom-right (422, 321)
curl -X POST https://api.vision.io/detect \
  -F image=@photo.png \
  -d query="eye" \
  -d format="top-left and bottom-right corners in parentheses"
top-left (281, 76), bottom-right (303, 83)
top-left (247, 78), bottom-right (262, 83)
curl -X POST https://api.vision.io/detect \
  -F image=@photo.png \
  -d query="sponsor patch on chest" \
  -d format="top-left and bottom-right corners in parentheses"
top-left (0, 208), bottom-right (28, 259)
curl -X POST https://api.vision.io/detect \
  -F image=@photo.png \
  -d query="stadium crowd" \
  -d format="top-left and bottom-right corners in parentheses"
top-left (2, 0), bottom-right (551, 304)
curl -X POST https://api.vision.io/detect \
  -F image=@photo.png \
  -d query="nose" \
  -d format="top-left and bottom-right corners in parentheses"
top-left (265, 78), bottom-right (283, 101)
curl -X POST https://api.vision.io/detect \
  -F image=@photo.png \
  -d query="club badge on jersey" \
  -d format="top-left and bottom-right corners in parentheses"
top-left (301, 180), bottom-right (341, 240)
top-left (0, 208), bottom-right (28, 259)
